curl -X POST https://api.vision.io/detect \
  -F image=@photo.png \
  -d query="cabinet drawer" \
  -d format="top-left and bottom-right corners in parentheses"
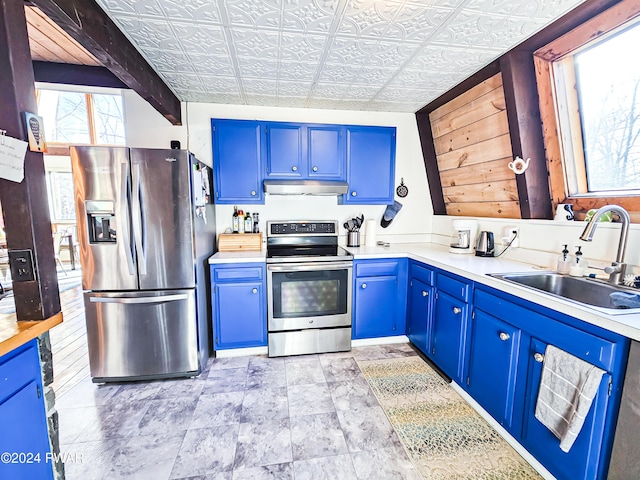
top-left (410, 262), bottom-right (434, 286)
top-left (0, 341), bottom-right (40, 404)
top-left (475, 288), bottom-right (616, 371)
top-left (437, 272), bottom-right (470, 302)
top-left (213, 264), bottom-right (264, 282)
top-left (355, 259), bottom-right (400, 277)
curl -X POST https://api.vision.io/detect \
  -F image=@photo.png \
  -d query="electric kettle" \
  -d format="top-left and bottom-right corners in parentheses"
top-left (475, 231), bottom-right (495, 257)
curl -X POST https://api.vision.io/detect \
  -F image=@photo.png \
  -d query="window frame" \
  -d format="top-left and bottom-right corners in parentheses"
top-left (535, 1), bottom-right (640, 217)
top-left (35, 87), bottom-right (125, 155)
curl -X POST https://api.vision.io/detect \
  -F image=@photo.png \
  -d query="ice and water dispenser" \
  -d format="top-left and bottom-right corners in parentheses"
top-left (86, 201), bottom-right (117, 243)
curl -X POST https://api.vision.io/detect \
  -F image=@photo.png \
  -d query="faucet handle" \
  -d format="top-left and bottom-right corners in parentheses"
top-left (605, 262), bottom-right (627, 285)
top-left (604, 263), bottom-right (623, 275)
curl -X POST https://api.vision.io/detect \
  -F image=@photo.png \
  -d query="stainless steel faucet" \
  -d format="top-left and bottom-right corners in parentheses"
top-left (579, 204), bottom-right (630, 285)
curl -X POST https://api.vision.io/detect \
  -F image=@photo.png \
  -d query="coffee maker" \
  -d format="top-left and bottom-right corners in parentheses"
top-left (449, 220), bottom-right (478, 254)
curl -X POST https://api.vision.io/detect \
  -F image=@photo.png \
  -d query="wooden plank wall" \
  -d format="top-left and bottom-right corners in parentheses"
top-left (429, 73), bottom-right (521, 218)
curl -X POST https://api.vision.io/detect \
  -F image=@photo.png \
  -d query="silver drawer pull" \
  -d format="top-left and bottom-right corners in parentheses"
top-left (452, 307), bottom-right (461, 314)
top-left (351, 191), bottom-right (357, 196)
top-left (292, 166), bottom-right (298, 171)
top-left (312, 166), bottom-right (318, 172)
top-left (422, 291), bottom-right (428, 297)
top-left (361, 283), bottom-right (367, 289)
top-left (534, 353), bottom-right (545, 363)
top-left (251, 190), bottom-right (256, 196)
top-left (499, 332), bottom-right (510, 341)
top-left (252, 288), bottom-right (258, 294)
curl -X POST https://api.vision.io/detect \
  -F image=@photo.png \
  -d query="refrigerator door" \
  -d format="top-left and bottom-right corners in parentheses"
top-left (71, 146), bottom-right (138, 291)
top-left (130, 148), bottom-right (196, 290)
top-left (84, 289), bottom-right (198, 381)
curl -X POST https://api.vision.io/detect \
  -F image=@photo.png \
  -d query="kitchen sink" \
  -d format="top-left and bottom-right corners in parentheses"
top-left (488, 272), bottom-right (640, 311)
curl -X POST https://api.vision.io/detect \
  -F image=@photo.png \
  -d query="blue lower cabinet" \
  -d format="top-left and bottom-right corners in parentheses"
top-left (465, 309), bottom-right (523, 434)
top-left (431, 290), bottom-right (468, 382)
top-left (407, 261), bottom-right (435, 354)
top-left (0, 340), bottom-right (54, 480)
top-left (211, 263), bottom-right (267, 350)
top-left (352, 259), bottom-right (407, 339)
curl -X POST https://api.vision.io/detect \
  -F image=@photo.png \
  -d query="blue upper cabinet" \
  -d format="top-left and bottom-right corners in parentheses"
top-left (265, 123), bottom-right (303, 178)
top-left (342, 126), bottom-right (396, 204)
top-left (265, 123), bottom-right (345, 180)
top-left (211, 119), bottom-right (264, 204)
top-left (307, 125), bottom-right (344, 179)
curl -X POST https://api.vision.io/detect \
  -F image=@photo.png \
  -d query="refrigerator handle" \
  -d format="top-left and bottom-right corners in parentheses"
top-left (89, 293), bottom-right (190, 304)
top-left (120, 161), bottom-right (136, 275)
top-left (131, 163), bottom-right (147, 275)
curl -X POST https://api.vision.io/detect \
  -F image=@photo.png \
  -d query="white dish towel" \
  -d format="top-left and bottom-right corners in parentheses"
top-left (534, 344), bottom-right (605, 452)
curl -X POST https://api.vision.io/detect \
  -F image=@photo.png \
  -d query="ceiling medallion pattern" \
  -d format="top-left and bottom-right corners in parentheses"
top-left (96, 0), bottom-right (585, 112)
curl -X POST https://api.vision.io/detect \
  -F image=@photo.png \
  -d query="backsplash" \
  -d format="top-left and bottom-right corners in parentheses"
top-left (432, 216), bottom-right (640, 276)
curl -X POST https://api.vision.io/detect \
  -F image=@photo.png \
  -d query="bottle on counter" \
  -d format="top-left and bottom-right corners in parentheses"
top-left (244, 212), bottom-right (252, 234)
top-left (238, 209), bottom-right (245, 234)
top-left (569, 246), bottom-right (587, 277)
top-left (253, 212), bottom-right (260, 233)
top-left (232, 206), bottom-right (239, 234)
top-left (557, 244), bottom-right (570, 274)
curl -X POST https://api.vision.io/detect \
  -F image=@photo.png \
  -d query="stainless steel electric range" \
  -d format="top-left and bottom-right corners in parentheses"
top-left (266, 220), bottom-right (353, 357)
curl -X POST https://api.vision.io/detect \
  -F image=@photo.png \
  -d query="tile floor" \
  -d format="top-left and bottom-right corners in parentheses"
top-left (57, 344), bottom-right (422, 480)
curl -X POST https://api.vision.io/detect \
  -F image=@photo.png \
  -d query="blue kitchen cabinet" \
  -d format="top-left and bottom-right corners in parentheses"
top-left (265, 122), bottom-right (344, 180)
top-left (430, 272), bottom-right (471, 383)
top-left (465, 308), bottom-right (523, 434)
top-left (265, 123), bottom-right (303, 178)
top-left (0, 340), bottom-right (54, 480)
top-left (211, 263), bottom-right (267, 349)
top-left (474, 286), bottom-right (629, 480)
top-left (406, 261), bottom-right (434, 353)
top-left (342, 126), bottom-right (396, 205)
top-left (211, 119), bottom-right (264, 204)
top-left (352, 258), bottom-right (408, 339)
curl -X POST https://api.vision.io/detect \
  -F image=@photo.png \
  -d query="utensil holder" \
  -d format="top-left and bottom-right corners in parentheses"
top-left (347, 231), bottom-right (360, 247)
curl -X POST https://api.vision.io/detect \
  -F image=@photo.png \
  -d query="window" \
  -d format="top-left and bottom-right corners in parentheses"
top-left (47, 169), bottom-right (75, 222)
top-left (535, 2), bottom-right (640, 213)
top-left (36, 88), bottom-right (125, 150)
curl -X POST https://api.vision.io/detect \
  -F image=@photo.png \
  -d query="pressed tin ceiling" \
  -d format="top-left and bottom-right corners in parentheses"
top-left (94, 0), bottom-right (585, 112)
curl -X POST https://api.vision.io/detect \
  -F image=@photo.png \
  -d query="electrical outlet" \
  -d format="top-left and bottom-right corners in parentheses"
top-left (502, 226), bottom-right (519, 248)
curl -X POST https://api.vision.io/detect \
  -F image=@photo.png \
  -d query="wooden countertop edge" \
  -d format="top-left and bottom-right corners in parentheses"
top-left (0, 312), bottom-right (64, 357)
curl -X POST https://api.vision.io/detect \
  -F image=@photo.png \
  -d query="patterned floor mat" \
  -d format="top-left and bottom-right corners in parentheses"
top-left (358, 356), bottom-right (543, 480)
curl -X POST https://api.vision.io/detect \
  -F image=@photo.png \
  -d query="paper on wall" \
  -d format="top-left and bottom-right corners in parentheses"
top-left (0, 134), bottom-right (28, 183)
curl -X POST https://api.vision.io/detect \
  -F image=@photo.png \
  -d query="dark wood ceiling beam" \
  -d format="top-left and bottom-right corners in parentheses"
top-left (33, 60), bottom-right (127, 88)
top-left (31, 0), bottom-right (181, 124)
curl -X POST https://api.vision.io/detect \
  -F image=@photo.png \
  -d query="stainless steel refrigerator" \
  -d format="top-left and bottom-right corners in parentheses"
top-left (70, 146), bottom-right (216, 382)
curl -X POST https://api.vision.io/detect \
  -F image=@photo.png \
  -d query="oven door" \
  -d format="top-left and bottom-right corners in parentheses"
top-left (267, 261), bottom-right (352, 331)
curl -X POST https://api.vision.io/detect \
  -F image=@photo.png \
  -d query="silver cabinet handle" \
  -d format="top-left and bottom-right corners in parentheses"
top-left (422, 291), bottom-right (428, 297)
top-left (534, 353), bottom-right (545, 363)
top-left (292, 166), bottom-right (298, 171)
top-left (251, 190), bottom-right (256, 196)
top-left (499, 332), bottom-right (510, 341)
top-left (312, 166), bottom-right (318, 172)
top-left (361, 283), bottom-right (367, 289)
top-left (452, 307), bottom-right (461, 314)
top-left (90, 293), bottom-right (189, 304)
top-left (252, 288), bottom-right (258, 294)
top-left (351, 191), bottom-right (357, 196)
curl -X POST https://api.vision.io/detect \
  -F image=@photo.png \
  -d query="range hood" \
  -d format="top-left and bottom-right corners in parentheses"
top-left (263, 179), bottom-right (349, 196)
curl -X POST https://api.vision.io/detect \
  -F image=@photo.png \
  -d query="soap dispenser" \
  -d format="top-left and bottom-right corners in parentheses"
top-left (557, 244), bottom-right (570, 274)
top-left (569, 246), bottom-right (587, 276)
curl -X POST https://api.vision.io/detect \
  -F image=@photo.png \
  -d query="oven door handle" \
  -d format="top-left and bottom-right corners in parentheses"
top-left (267, 261), bottom-right (353, 272)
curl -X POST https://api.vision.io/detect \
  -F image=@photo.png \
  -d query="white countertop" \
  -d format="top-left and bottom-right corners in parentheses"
top-left (209, 242), bottom-right (640, 341)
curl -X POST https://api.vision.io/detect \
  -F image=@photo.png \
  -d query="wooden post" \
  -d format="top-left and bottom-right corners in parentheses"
top-left (0, 0), bottom-right (61, 320)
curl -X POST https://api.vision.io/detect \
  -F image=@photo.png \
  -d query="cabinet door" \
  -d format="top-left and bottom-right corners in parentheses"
top-left (0, 342), bottom-right (53, 480)
top-left (212, 120), bottom-right (263, 203)
top-left (353, 276), bottom-right (398, 339)
top-left (407, 278), bottom-right (432, 354)
top-left (431, 291), bottom-right (467, 382)
top-left (466, 310), bottom-right (522, 432)
top-left (265, 123), bottom-right (303, 178)
top-left (214, 282), bottom-right (266, 349)
top-left (307, 125), bottom-right (344, 179)
top-left (343, 126), bottom-right (396, 204)
top-left (520, 338), bottom-right (612, 480)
